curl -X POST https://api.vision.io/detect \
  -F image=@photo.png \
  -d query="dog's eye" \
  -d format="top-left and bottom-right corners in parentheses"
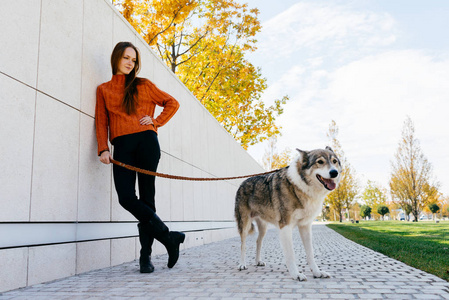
top-left (317, 160), bottom-right (324, 165)
top-left (332, 159), bottom-right (338, 164)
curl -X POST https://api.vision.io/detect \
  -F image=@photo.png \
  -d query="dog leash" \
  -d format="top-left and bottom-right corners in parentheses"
top-left (110, 158), bottom-right (279, 181)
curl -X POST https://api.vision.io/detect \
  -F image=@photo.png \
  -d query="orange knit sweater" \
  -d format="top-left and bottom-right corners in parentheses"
top-left (95, 75), bottom-right (180, 155)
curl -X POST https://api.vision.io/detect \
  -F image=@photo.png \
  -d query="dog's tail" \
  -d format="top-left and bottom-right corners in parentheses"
top-left (235, 204), bottom-right (255, 236)
top-left (236, 216), bottom-right (255, 236)
top-left (235, 185), bottom-right (256, 236)
top-left (235, 204), bottom-right (243, 235)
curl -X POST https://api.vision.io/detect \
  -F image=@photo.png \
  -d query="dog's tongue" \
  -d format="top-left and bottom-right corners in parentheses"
top-left (323, 179), bottom-right (336, 191)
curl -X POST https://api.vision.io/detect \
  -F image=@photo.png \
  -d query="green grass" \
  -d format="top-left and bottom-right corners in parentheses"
top-left (326, 221), bottom-right (449, 281)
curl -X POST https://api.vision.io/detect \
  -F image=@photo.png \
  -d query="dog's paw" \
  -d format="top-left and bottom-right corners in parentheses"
top-left (313, 270), bottom-right (331, 278)
top-left (256, 261), bottom-right (266, 267)
top-left (294, 273), bottom-right (308, 281)
top-left (238, 264), bottom-right (248, 271)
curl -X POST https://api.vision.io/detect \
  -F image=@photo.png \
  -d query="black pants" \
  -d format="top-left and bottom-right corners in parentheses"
top-left (112, 130), bottom-right (161, 223)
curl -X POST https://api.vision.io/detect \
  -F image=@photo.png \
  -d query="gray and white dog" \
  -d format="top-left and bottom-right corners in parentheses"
top-left (235, 147), bottom-right (341, 281)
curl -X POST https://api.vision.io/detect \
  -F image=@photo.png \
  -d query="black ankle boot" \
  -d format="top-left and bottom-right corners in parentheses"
top-left (146, 214), bottom-right (186, 268)
top-left (164, 231), bottom-right (186, 268)
top-left (139, 256), bottom-right (154, 273)
top-left (137, 223), bottom-right (155, 273)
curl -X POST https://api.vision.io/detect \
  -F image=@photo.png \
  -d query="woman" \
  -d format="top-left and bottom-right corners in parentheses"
top-left (96, 41), bottom-right (184, 273)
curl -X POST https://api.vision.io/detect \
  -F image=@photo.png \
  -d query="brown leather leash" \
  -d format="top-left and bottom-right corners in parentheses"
top-left (110, 158), bottom-right (279, 181)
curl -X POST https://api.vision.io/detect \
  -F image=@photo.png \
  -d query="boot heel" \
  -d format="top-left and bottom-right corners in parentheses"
top-left (179, 232), bottom-right (185, 243)
top-left (170, 231), bottom-right (185, 244)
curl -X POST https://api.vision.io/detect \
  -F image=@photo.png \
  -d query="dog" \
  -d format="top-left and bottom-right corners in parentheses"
top-left (235, 146), bottom-right (341, 281)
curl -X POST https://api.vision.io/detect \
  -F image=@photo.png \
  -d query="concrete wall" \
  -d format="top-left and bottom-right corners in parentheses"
top-left (0, 0), bottom-right (263, 292)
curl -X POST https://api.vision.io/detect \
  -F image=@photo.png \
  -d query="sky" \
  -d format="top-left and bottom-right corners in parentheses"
top-left (240, 0), bottom-right (449, 197)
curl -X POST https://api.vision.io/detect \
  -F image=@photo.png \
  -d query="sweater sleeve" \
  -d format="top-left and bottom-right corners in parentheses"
top-left (145, 80), bottom-right (180, 128)
top-left (95, 85), bottom-right (110, 156)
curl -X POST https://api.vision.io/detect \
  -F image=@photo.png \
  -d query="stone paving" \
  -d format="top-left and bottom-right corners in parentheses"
top-left (1, 224), bottom-right (448, 300)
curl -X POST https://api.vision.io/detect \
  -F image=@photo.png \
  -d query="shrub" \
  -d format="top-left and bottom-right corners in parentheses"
top-left (428, 203), bottom-right (440, 214)
top-left (377, 205), bottom-right (389, 220)
top-left (360, 205), bottom-right (372, 220)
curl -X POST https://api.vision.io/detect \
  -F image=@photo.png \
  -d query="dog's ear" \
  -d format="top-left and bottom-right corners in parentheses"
top-left (325, 146), bottom-right (334, 153)
top-left (296, 148), bottom-right (308, 157)
top-left (296, 148), bottom-right (309, 167)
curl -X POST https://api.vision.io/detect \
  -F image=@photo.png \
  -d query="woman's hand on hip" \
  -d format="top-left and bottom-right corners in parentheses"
top-left (140, 115), bottom-right (154, 126)
top-left (100, 151), bottom-right (112, 164)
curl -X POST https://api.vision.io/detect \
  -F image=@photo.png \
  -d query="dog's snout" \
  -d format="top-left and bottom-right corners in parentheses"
top-left (329, 170), bottom-right (338, 178)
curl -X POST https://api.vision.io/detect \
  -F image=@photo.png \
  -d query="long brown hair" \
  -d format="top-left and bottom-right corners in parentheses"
top-left (111, 42), bottom-right (142, 115)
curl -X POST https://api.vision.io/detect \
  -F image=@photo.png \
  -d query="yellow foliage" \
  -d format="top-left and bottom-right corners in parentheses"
top-left (114, 0), bottom-right (287, 149)
top-left (389, 116), bottom-right (440, 221)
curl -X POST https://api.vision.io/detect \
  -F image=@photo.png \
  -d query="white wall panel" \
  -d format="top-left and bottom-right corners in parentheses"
top-left (111, 237), bottom-right (136, 265)
top-left (110, 183), bottom-right (135, 221)
top-left (112, 14), bottom-right (136, 48)
top-left (202, 170), bottom-right (212, 220)
top-left (158, 128), bottom-right (171, 154)
top-left (135, 38), bottom-right (156, 81)
top-left (168, 111), bottom-right (183, 159)
top-left (28, 244), bottom-right (76, 286)
top-left (182, 164), bottom-right (195, 221)
top-left (189, 103), bottom-right (204, 168)
top-left (31, 94), bottom-right (80, 221)
top-left (78, 114), bottom-right (111, 221)
top-left (0, 75), bottom-right (35, 221)
top-left (168, 158), bottom-right (184, 221)
top-left (0, 248), bottom-right (28, 292)
top-left (0, 0), bottom-right (40, 87)
top-left (192, 168), bottom-right (204, 220)
top-left (180, 93), bottom-right (193, 163)
top-left (76, 240), bottom-right (111, 274)
top-left (152, 59), bottom-right (171, 92)
top-left (81, 0), bottom-right (113, 116)
top-left (155, 153), bottom-right (172, 217)
top-left (38, 0), bottom-right (83, 108)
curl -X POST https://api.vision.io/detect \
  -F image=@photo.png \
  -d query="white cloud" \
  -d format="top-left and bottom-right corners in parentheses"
top-left (325, 50), bottom-right (449, 138)
top-left (259, 1), bottom-right (397, 59)
top-left (259, 65), bottom-right (305, 105)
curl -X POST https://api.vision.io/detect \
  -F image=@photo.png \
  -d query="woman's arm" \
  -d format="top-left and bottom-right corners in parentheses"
top-left (145, 80), bottom-right (180, 127)
top-left (95, 86), bottom-right (110, 157)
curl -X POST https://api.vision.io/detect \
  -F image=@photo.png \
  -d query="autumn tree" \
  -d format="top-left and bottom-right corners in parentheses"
top-left (262, 137), bottom-right (292, 170)
top-left (442, 196), bottom-right (449, 218)
top-left (116, 0), bottom-right (259, 72)
top-left (389, 116), bottom-right (440, 221)
top-left (114, 0), bottom-right (288, 149)
top-left (349, 202), bottom-right (361, 221)
top-left (324, 120), bottom-right (359, 222)
top-left (361, 180), bottom-right (388, 219)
